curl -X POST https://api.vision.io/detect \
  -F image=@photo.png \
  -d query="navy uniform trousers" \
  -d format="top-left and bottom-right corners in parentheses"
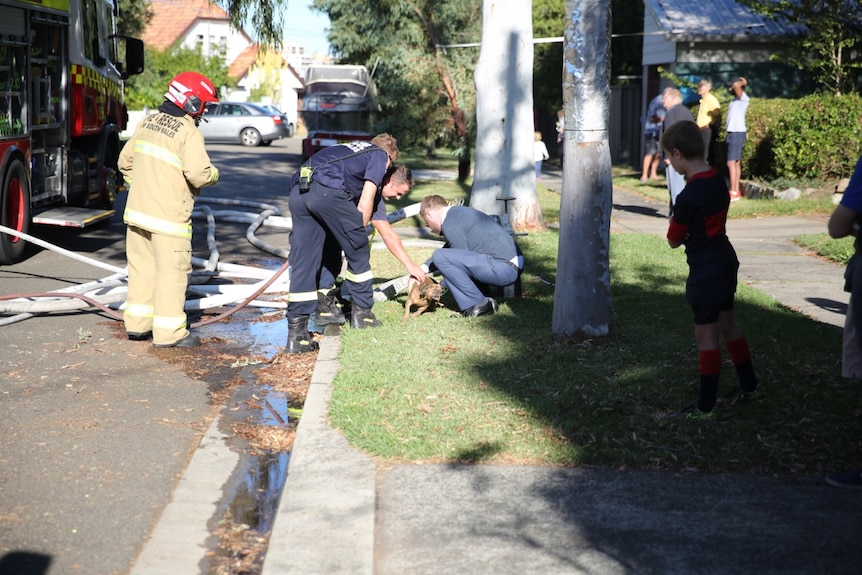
top-left (286, 181), bottom-right (374, 320)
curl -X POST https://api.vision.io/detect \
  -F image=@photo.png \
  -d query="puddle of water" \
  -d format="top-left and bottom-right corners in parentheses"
top-left (225, 448), bottom-right (289, 534)
top-left (248, 316), bottom-right (287, 362)
top-left (207, 307), bottom-right (296, 569)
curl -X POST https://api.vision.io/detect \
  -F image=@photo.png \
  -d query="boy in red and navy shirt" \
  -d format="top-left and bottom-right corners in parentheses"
top-left (661, 120), bottom-right (760, 419)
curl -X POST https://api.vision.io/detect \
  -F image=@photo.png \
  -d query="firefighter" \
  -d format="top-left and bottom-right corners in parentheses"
top-left (119, 72), bottom-right (220, 348)
top-left (311, 163), bottom-right (425, 330)
top-left (285, 135), bottom-right (423, 354)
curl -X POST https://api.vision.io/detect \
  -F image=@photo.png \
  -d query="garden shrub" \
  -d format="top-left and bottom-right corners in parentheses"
top-left (735, 93), bottom-right (862, 181)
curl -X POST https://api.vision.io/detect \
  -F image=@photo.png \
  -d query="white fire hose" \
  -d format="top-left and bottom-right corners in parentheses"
top-left (0, 199), bottom-right (442, 326)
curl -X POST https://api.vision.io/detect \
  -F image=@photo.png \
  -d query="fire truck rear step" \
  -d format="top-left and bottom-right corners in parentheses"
top-left (32, 207), bottom-right (115, 228)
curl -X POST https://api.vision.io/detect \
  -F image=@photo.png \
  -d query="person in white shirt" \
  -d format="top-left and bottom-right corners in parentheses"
top-left (725, 77), bottom-right (750, 201)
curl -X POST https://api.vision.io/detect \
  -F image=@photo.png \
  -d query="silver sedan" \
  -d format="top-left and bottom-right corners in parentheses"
top-left (198, 102), bottom-right (287, 146)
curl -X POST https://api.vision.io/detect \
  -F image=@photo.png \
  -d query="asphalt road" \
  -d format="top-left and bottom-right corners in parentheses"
top-left (0, 137), bottom-right (301, 575)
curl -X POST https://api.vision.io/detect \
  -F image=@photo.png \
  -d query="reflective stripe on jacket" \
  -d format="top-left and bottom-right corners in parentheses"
top-left (119, 110), bottom-right (218, 238)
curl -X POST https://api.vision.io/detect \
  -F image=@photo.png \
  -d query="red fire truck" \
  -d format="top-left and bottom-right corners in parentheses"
top-left (0, 0), bottom-right (143, 264)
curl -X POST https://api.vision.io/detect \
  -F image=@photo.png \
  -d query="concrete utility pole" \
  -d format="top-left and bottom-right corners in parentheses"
top-left (552, 0), bottom-right (613, 340)
top-left (471, 0), bottom-right (543, 230)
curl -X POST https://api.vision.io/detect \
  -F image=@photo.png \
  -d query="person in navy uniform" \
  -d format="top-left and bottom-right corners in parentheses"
top-left (285, 134), bottom-right (424, 353)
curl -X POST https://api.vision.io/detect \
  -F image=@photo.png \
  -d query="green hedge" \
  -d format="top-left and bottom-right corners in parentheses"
top-left (731, 93), bottom-right (862, 181)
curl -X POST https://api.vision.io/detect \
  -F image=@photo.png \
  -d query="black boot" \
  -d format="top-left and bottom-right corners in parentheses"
top-left (350, 304), bottom-right (381, 329)
top-left (314, 290), bottom-right (346, 325)
top-left (286, 316), bottom-right (319, 354)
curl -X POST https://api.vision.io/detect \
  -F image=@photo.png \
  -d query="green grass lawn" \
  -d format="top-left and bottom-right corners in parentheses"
top-left (327, 202), bottom-right (861, 476)
top-left (326, 152), bottom-right (859, 476)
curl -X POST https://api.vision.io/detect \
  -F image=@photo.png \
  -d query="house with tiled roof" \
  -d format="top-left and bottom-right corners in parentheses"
top-left (140, 0), bottom-right (303, 122)
top-left (142, 0), bottom-right (251, 66)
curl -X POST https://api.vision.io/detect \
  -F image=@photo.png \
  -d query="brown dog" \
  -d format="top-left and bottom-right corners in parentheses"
top-left (403, 277), bottom-right (444, 319)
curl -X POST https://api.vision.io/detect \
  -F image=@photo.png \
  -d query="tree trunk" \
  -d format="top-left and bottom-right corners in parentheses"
top-left (471, 0), bottom-right (543, 231)
top-left (552, 0), bottom-right (613, 341)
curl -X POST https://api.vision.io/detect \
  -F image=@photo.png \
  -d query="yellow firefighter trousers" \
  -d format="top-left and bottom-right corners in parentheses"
top-left (124, 225), bottom-right (192, 345)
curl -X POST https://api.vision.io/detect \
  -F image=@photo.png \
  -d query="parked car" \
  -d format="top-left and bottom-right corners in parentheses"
top-left (198, 102), bottom-right (287, 146)
top-left (257, 103), bottom-right (296, 137)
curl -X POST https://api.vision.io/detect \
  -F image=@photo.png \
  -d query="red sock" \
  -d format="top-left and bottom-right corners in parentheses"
top-left (698, 349), bottom-right (722, 411)
top-left (699, 348), bottom-right (722, 375)
top-left (726, 336), bottom-right (751, 365)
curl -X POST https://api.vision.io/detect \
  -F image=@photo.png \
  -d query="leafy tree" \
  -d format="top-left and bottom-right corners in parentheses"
top-left (215, 0), bottom-right (287, 46)
top-left (532, 0), bottom-right (565, 117)
top-left (248, 49), bottom-right (287, 104)
top-left (117, 0), bottom-right (153, 38)
top-left (312, 0), bottom-right (482, 178)
top-left (532, 0), bottom-right (643, 116)
top-left (124, 47), bottom-right (231, 110)
top-left (738, 0), bottom-right (862, 94)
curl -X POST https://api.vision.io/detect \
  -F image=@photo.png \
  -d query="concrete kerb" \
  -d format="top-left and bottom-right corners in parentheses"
top-left (262, 332), bottom-right (376, 575)
top-left (131, 417), bottom-right (241, 575)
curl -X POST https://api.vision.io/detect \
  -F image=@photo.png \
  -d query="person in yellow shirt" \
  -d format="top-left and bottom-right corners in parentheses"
top-left (695, 78), bottom-right (721, 165)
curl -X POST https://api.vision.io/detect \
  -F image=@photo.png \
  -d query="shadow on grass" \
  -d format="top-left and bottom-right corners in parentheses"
top-left (338, 230), bottom-right (860, 478)
top-left (463, 232), bottom-right (856, 476)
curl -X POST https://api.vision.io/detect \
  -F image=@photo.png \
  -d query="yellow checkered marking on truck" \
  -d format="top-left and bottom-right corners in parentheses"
top-left (70, 64), bottom-right (122, 100)
top-left (17, 0), bottom-right (70, 12)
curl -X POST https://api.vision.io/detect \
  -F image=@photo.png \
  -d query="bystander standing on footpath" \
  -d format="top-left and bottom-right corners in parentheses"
top-left (533, 131), bottom-right (550, 180)
top-left (725, 77), bottom-right (750, 202)
top-left (826, 153), bottom-right (862, 489)
top-left (641, 88), bottom-right (669, 182)
top-left (695, 78), bottom-right (721, 165)
top-left (662, 87), bottom-right (695, 215)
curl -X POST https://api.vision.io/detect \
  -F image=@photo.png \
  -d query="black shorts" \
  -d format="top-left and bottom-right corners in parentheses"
top-left (692, 299), bottom-right (734, 325)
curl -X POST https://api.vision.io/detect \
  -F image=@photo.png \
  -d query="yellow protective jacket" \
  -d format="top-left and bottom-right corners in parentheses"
top-left (119, 108), bottom-right (219, 238)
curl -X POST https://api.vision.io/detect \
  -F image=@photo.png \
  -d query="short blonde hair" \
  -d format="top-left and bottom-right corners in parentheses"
top-left (371, 133), bottom-right (399, 162)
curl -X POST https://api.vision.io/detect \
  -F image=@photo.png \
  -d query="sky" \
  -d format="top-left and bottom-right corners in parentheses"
top-left (283, 1), bottom-right (331, 54)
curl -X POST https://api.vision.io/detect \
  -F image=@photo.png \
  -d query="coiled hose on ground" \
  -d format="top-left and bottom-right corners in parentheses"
top-left (0, 199), bottom-right (443, 328)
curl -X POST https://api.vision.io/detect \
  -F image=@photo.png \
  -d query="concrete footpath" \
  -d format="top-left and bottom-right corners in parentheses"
top-left (258, 172), bottom-right (862, 575)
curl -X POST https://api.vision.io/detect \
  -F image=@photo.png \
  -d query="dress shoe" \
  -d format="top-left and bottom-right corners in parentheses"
top-left (153, 333), bottom-right (202, 348)
top-left (127, 331), bottom-right (153, 341)
top-left (459, 298), bottom-right (498, 317)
